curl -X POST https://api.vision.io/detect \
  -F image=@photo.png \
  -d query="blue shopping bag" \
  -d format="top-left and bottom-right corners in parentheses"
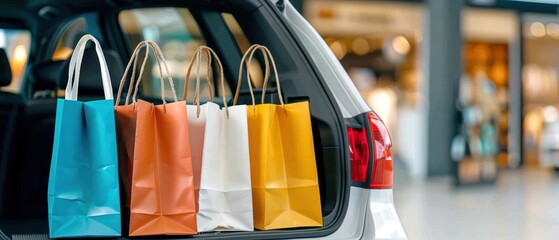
top-left (47, 34), bottom-right (121, 238)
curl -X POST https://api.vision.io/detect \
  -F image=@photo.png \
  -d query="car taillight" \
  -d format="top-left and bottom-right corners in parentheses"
top-left (368, 112), bottom-right (393, 189)
top-left (347, 127), bottom-right (369, 183)
top-left (347, 112), bottom-right (393, 189)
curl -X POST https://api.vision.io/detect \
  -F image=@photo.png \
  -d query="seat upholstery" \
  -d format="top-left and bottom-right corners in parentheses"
top-left (4, 46), bottom-right (124, 219)
top-left (0, 48), bottom-right (26, 218)
top-left (28, 60), bottom-right (66, 98)
top-left (59, 47), bottom-right (124, 96)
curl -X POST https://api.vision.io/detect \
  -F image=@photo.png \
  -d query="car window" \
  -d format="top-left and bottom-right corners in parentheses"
top-left (120, 8), bottom-right (226, 101)
top-left (0, 28), bottom-right (31, 93)
top-left (222, 13), bottom-right (265, 88)
top-left (52, 17), bottom-right (88, 61)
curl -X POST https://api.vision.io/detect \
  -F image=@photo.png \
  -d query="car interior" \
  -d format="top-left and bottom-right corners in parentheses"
top-left (0, 0), bottom-right (349, 238)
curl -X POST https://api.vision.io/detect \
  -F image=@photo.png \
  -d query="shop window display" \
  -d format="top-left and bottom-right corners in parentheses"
top-left (452, 8), bottom-right (518, 185)
top-left (453, 42), bottom-right (508, 184)
top-left (522, 14), bottom-right (559, 168)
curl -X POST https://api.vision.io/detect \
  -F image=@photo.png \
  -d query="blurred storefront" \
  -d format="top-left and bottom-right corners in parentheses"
top-left (304, 0), bottom-right (427, 179)
top-left (300, 0), bottom-right (559, 181)
top-left (522, 14), bottom-right (559, 168)
top-left (463, 1), bottom-right (559, 174)
top-left (456, 9), bottom-right (518, 184)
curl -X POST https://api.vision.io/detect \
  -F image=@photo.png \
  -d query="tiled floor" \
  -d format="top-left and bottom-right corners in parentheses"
top-left (393, 168), bottom-right (559, 240)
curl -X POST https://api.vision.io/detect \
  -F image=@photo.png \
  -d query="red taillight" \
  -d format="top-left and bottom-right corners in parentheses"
top-left (347, 127), bottom-right (369, 183)
top-left (348, 112), bottom-right (393, 189)
top-left (368, 112), bottom-right (393, 189)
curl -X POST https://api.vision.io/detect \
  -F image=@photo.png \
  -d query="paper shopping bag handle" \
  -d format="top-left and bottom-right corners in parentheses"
top-left (233, 44), bottom-right (284, 107)
top-left (233, 44), bottom-right (260, 106)
top-left (65, 34), bottom-right (113, 100)
top-left (115, 41), bottom-right (148, 106)
top-left (131, 42), bottom-right (178, 105)
top-left (250, 46), bottom-right (283, 106)
top-left (183, 46), bottom-right (229, 117)
top-left (183, 46), bottom-right (214, 103)
top-left (114, 41), bottom-right (178, 108)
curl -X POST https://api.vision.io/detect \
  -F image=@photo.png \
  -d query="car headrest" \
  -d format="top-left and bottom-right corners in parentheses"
top-left (0, 48), bottom-right (12, 87)
top-left (59, 47), bottom-right (124, 96)
top-left (29, 60), bottom-right (66, 91)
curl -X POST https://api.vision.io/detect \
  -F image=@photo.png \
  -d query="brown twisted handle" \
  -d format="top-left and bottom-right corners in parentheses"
top-left (115, 41), bottom-right (150, 107)
top-left (115, 41), bottom-right (179, 110)
top-left (184, 45), bottom-right (228, 117)
top-left (131, 42), bottom-right (178, 105)
top-left (233, 44), bottom-right (284, 107)
top-left (250, 45), bottom-right (283, 106)
top-left (183, 46), bottom-right (214, 104)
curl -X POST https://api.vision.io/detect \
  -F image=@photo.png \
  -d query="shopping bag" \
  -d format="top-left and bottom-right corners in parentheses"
top-left (114, 41), bottom-right (155, 209)
top-left (114, 42), bottom-right (157, 234)
top-left (115, 42), bottom-right (197, 236)
top-left (47, 34), bottom-right (121, 238)
top-left (233, 45), bottom-right (323, 230)
top-left (183, 46), bottom-right (214, 213)
top-left (183, 46), bottom-right (253, 232)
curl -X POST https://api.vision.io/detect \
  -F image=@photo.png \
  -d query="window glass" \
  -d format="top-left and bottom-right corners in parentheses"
top-left (222, 13), bottom-right (264, 88)
top-left (52, 18), bottom-right (87, 61)
top-left (0, 29), bottom-right (31, 93)
top-left (120, 8), bottom-right (227, 101)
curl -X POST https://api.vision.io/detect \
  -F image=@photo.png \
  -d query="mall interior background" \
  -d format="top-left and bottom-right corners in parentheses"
top-left (287, 0), bottom-right (559, 182)
top-left (289, 0), bottom-right (559, 238)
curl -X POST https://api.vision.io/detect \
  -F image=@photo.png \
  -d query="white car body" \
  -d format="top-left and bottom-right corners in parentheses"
top-left (277, 1), bottom-right (408, 239)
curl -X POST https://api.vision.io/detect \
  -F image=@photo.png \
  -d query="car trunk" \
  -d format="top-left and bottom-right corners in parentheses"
top-left (0, 0), bottom-right (349, 238)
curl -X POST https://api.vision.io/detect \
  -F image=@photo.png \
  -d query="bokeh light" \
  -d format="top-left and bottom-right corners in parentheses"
top-left (530, 22), bottom-right (546, 37)
top-left (329, 40), bottom-right (347, 60)
top-left (392, 35), bottom-right (411, 55)
top-left (352, 37), bottom-right (370, 56)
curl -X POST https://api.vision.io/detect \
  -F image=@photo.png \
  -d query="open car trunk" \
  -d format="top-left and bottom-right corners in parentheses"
top-left (0, 0), bottom-right (350, 239)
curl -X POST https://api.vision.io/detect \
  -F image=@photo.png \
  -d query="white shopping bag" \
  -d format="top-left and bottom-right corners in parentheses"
top-left (184, 46), bottom-right (215, 212)
top-left (198, 102), bottom-right (253, 232)
top-left (184, 46), bottom-right (253, 232)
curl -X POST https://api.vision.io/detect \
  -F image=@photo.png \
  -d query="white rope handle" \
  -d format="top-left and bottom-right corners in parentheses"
top-left (65, 34), bottom-right (113, 100)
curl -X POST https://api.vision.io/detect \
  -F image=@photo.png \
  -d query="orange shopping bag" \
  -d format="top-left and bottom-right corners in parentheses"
top-left (234, 45), bottom-right (323, 230)
top-left (115, 41), bottom-right (148, 209)
top-left (114, 41), bottom-right (197, 236)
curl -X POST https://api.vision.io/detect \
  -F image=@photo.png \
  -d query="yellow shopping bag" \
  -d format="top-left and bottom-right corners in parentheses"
top-left (234, 45), bottom-right (323, 230)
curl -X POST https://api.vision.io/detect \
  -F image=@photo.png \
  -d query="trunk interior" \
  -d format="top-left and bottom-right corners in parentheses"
top-left (0, 0), bottom-right (349, 238)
